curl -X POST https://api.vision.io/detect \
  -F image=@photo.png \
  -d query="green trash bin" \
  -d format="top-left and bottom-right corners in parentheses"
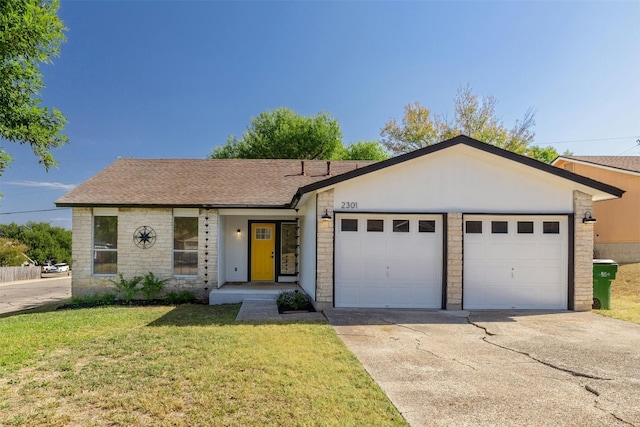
top-left (592, 259), bottom-right (618, 309)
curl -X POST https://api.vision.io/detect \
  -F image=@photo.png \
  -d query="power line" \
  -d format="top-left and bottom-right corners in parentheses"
top-left (617, 139), bottom-right (640, 155)
top-left (0, 208), bottom-right (70, 215)
top-left (538, 135), bottom-right (640, 145)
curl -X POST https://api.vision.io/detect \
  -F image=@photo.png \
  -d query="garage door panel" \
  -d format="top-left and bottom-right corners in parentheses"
top-left (517, 265), bottom-right (564, 284)
top-left (482, 264), bottom-right (515, 283)
top-left (512, 243), bottom-right (540, 259)
top-left (340, 239), bottom-right (362, 259)
top-left (540, 242), bottom-right (564, 259)
top-left (463, 215), bottom-right (568, 310)
top-left (336, 214), bottom-right (443, 308)
top-left (360, 287), bottom-right (388, 307)
top-left (364, 242), bottom-right (387, 258)
top-left (335, 286), bottom-right (360, 307)
top-left (487, 242), bottom-right (516, 260)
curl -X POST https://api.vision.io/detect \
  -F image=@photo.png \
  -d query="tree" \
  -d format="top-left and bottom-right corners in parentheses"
top-left (528, 145), bottom-right (564, 164)
top-left (336, 141), bottom-right (390, 161)
top-left (0, 221), bottom-right (71, 264)
top-left (381, 84), bottom-right (559, 163)
top-left (210, 108), bottom-right (342, 160)
top-left (0, 0), bottom-right (68, 176)
top-left (0, 237), bottom-right (29, 266)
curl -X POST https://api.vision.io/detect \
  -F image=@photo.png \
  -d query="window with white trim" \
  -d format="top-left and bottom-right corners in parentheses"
top-left (93, 216), bottom-right (118, 275)
top-left (174, 217), bottom-right (198, 276)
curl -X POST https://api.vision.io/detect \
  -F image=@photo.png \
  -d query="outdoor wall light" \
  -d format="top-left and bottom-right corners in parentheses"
top-left (583, 211), bottom-right (597, 224)
top-left (236, 228), bottom-right (241, 235)
top-left (321, 209), bottom-right (332, 221)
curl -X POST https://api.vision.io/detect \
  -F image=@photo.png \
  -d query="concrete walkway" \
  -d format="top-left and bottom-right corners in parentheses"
top-left (235, 299), bottom-right (325, 322)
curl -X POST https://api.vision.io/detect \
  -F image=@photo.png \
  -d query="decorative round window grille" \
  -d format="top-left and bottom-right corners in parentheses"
top-left (133, 226), bottom-right (156, 249)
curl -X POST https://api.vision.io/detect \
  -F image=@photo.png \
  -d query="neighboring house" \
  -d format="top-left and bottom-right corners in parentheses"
top-left (552, 156), bottom-right (640, 263)
top-left (56, 136), bottom-right (624, 311)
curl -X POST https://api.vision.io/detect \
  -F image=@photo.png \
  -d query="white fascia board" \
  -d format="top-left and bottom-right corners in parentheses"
top-left (217, 208), bottom-right (298, 216)
top-left (552, 157), bottom-right (640, 177)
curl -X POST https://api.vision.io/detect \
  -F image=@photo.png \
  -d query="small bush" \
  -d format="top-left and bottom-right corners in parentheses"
top-left (140, 272), bottom-right (168, 300)
top-left (69, 293), bottom-right (116, 306)
top-left (109, 273), bottom-right (143, 302)
top-left (277, 290), bottom-right (309, 310)
top-left (165, 290), bottom-right (197, 305)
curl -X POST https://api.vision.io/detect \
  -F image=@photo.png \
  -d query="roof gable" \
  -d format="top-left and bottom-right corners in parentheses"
top-left (293, 135), bottom-right (624, 204)
top-left (552, 156), bottom-right (640, 176)
top-left (57, 136), bottom-right (624, 209)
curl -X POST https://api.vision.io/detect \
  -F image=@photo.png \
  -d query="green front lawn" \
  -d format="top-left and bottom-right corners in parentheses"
top-left (0, 305), bottom-right (406, 426)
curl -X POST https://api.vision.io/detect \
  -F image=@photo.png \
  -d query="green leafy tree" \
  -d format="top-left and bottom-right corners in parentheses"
top-left (0, 237), bottom-right (29, 266)
top-left (381, 84), bottom-right (556, 162)
top-left (210, 108), bottom-right (342, 160)
top-left (0, 0), bottom-right (68, 176)
top-left (0, 221), bottom-right (71, 264)
top-left (527, 145), bottom-right (565, 164)
top-left (335, 141), bottom-right (391, 161)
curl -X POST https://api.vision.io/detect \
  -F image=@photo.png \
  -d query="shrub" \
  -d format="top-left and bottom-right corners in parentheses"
top-left (277, 290), bottom-right (309, 310)
top-left (69, 293), bottom-right (116, 306)
top-left (140, 272), bottom-right (168, 300)
top-left (165, 290), bottom-right (197, 305)
top-left (109, 273), bottom-right (143, 302)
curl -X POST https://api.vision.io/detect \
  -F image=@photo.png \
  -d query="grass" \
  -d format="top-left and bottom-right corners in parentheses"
top-left (594, 262), bottom-right (640, 324)
top-left (0, 304), bottom-right (407, 426)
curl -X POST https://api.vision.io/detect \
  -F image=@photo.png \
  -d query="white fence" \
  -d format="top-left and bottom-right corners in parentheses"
top-left (0, 266), bottom-right (41, 283)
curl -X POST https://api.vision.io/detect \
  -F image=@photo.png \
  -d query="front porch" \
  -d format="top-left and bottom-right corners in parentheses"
top-left (209, 282), bottom-right (303, 305)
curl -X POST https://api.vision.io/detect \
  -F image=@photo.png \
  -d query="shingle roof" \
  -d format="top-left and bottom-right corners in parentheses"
top-left (57, 136), bottom-right (626, 209)
top-left (561, 156), bottom-right (640, 174)
top-left (55, 158), bottom-right (376, 207)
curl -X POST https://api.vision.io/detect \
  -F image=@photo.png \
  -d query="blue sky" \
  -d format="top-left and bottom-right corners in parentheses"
top-left (1, 0), bottom-right (638, 228)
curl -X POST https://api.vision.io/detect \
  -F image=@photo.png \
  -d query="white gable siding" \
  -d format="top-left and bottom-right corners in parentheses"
top-left (217, 215), bottom-right (226, 287)
top-left (299, 197), bottom-right (317, 300)
top-left (333, 145), bottom-right (574, 213)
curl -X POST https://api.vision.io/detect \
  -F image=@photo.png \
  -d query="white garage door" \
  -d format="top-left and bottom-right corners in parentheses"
top-left (335, 214), bottom-right (443, 308)
top-left (463, 215), bottom-right (568, 310)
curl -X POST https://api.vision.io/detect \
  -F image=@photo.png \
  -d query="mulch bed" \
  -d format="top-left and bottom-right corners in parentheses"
top-left (277, 301), bottom-right (316, 314)
top-left (57, 299), bottom-right (205, 310)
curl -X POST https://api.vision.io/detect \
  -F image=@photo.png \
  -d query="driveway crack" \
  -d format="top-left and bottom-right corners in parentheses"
top-left (414, 338), bottom-right (444, 359)
top-left (481, 337), bottom-right (612, 380)
top-left (465, 316), bottom-right (497, 336)
top-left (465, 314), bottom-right (611, 380)
top-left (593, 401), bottom-right (636, 426)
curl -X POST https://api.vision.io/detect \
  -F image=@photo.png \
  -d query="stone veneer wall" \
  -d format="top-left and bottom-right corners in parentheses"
top-left (70, 207), bottom-right (216, 300)
top-left (315, 189), bottom-right (334, 309)
top-left (446, 213), bottom-right (463, 310)
top-left (573, 190), bottom-right (595, 311)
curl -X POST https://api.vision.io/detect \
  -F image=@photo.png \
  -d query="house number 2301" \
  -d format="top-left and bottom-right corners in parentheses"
top-left (341, 202), bottom-right (358, 209)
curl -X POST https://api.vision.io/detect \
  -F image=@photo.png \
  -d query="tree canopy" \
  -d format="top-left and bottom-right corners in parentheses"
top-left (210, 108), bottom-right (343, 160)
top-left (210, 108), bottom-right (390, 161)
top-left (381, 84), bottom-right (560, 163)
top-left (0, 237), bottom-right (29, 266)
top-left (334, 140), bottom-right (390, 161)
top-left (0, 0), bottom-right (68, 176)
top-left (0, 221), bottom-right (71, 265)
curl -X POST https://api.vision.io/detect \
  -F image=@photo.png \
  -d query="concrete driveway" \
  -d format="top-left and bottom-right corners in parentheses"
top-left (325, 309), bottom-right (640, 427)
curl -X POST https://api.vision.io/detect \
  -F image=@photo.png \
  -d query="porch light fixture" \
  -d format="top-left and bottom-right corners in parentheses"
top-left (321, 209), bottom-right (332, 221)
top-left (583, 211), bottom-right (597, 224)
top-left (236, 228), bottom-right (241, 235)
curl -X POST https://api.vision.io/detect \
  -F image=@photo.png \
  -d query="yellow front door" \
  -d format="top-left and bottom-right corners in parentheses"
top-left (251, 223), bottom-right (275, 281)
